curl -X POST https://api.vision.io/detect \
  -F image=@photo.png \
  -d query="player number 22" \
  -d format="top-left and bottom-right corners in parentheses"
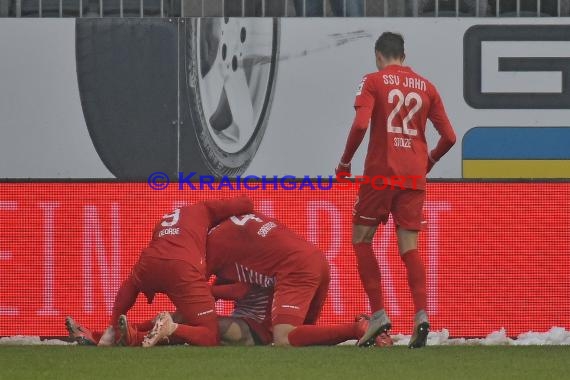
top-left (387, 89), bottom-right (421, 136)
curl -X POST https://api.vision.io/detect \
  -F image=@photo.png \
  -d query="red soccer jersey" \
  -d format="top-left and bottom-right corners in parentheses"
top-left (206, 212), bottom-right (322, 288)
top-left (140, 196), bottom-right (254, 270)
top-left (353, 65), bottom-right (455, 189)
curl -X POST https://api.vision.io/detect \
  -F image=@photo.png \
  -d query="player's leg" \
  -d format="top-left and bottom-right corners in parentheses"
top-left (272, 256), bottom-right (323, 346)
top-left (97, 326), bottom-right (116, 347)
top-left (273, 255), bottom-right (367, 347)
top-left (278, 287), bottom-right (371, 347)
top-left (65, 316), bottom-right (100, 345)
top-left (353, 224), bottom-right (384, 313)
top-left (119, 311), bottom-right (194, 347)
top-left (143, 260), bottom-right (219, 347)
top-left (393, 189), bottom-right (429, 348)
top-left (117, 314), bottom-right (155, 347)
top-left (286, 318), bottom-right (370, 347)
top-left (143, 308), bottom-right (218, 347)
top-left (218, 317), bottom-right (256, 346)
top-left (352, 185), bottom-right (394, 346)
top-left (275, 317), bottom-right (370, 347)
top-left (284, 261), bottom-right (389, 347)
top-left (301, 256), bottom-right (330, 325)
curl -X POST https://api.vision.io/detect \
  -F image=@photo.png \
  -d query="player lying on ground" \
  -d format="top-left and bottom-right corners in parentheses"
top-left (129, 279), bottom-right (389, 347)
top-left (336, 32), bottom-right (456, 348)
top-left (65, 281), bottom-right (261, 347)
top-left (142, 212), bottom-right (392, 347)
top-left (67, 281), bottom-right (388, 347)
top-left (108, 196), bottom-right (254, 346)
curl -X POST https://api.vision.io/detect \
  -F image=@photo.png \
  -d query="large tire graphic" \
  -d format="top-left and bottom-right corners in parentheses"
top-left (180, 18), bottom-right (280, 176)
top-left (76, 18), bottom-right (279, 179)
top-left (76, 18), bottom-right (179, 179)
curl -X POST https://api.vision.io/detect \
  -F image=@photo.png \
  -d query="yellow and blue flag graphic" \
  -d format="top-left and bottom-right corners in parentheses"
top-left (462, 127), bottom-right (570, 178)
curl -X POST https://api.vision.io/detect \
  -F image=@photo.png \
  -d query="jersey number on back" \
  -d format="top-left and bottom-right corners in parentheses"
top-left (230, 214), bottom-right (263, 226)
top-left (387, 89), bottom-right (422, 136)
top-left (161, 209), bottom-right (180, 227)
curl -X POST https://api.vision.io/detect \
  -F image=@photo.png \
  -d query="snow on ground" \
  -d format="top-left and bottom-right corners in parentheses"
top-left (2, 327), bottom-right (570, 346)
top-left (0, 335), bottom-right (76, 346)
top-left (341, 327), bottom-right (570, 346)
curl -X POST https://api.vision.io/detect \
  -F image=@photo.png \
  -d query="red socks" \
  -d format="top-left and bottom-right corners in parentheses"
top-left (288, 323), bottom-right (360, 346)
top-left (402, 249), bottom-right (427, 313)
top-left (354, 243), bottom-right (427, 315)
top-left (126, 319), bottom-right (156, 346)
top-left (170, 324), bottom-right (219, 347)
top-left (135, 319), bottom-right (155, 331)
top-left (353, 242), bottom-right (384, 312)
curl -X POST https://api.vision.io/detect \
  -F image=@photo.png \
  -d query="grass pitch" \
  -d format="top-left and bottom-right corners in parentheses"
top-left (0, 346), bottom-right (569, 380)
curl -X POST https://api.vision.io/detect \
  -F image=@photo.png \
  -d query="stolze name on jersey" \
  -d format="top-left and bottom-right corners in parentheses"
top-left (147, 172), bottom-right (422, 191)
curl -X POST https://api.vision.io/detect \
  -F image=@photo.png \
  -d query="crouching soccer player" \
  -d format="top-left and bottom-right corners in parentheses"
top-left (107, 196), bottom-right (254, 346)
top-left (143, 212), bottom-right (391, 347)
top-left (67, 211), bottom-right (389, 347)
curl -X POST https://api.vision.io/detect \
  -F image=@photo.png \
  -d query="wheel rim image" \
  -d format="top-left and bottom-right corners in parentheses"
top-left (196, 18), bottom-right (275, 154)
top-left (75, 18), bottom-right (279, 178)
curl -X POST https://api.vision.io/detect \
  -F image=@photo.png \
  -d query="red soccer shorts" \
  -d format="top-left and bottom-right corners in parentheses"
top-left (130, 255), bottom-right (217, 326)
top-left (272, 251), bottom-right (330, 327)
top-left (352, 184), bottom-right (426, 230)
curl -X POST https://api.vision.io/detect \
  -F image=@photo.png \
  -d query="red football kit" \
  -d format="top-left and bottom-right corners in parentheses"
top-left (207, 215), bottom-right (371, 347)
top-left (109, 196), bottom-right (253, 346)
top-left (340, 63), bottom-right (456, 322)
top-left (341, 65), bottom-right (456, 228)
top-left (75, 212), bottom-right (369, 347)
top-left (206, 212), bottom-right (330, 327)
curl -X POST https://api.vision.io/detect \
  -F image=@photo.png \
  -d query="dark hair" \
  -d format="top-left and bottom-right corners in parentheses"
top-left (375, 32), bottom-right (405, 60)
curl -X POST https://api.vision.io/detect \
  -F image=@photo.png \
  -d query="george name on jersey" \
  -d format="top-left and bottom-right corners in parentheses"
top-left (158, 227), bottom-right (180, 237)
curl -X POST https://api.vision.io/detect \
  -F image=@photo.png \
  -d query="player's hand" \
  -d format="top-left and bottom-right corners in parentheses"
top-left (335, 161), bottom-right (351, 178)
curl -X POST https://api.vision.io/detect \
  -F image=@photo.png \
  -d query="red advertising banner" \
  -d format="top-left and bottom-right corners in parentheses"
top-left (0, 183), bottom-right (569, 337)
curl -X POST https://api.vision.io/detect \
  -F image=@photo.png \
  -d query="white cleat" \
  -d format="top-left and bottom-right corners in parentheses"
top-left (357, 309), bottom-right (392, 347)
top-left (142, 312), bottom-right (178, 348)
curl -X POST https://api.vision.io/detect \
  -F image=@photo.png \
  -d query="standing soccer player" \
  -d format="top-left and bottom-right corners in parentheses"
top-left (336, 32), bottom-right (456, 348)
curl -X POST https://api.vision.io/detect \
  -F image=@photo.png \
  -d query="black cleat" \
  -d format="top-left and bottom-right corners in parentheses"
top-left (408, 322), bottom-right (430, 348)
top-left (65, 316), bottom-right (97, 346)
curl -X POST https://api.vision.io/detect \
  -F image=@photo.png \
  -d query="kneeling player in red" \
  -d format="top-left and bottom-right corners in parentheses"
top-left (108, 196), bottom-right (254, 346)
top-left (204, 212), bottom-right (387, 347)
